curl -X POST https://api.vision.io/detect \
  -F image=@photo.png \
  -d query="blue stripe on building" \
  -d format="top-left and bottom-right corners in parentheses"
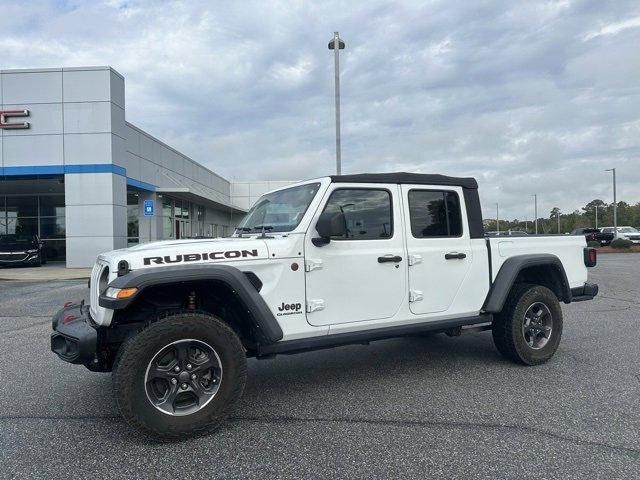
top-left (0, 163), bottom-right (156, 190)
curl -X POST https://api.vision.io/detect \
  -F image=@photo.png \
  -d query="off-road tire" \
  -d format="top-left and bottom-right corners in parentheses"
top-left (492, 284), bottom-right (563, 365)
top-left (112, 312), bottom-right (247, 440)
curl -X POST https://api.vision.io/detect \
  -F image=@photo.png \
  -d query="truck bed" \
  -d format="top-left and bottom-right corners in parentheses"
top-left (487, 235), bottom-right (588, 289)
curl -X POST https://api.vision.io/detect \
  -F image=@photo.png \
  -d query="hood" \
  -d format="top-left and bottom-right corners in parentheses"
top-left (99, 237), bottom-right (271, 270)
top-left (0, 241), bottom-right (37, 252)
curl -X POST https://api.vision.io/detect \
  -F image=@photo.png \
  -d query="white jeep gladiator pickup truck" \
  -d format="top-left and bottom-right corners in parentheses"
top-left (51, 173), bottom-right (598, 439)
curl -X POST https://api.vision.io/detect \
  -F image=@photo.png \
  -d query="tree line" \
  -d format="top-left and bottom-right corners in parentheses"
top-left (484, 199), bottom-right (640, 234)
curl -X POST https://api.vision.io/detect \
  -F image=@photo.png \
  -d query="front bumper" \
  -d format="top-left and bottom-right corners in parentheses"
top-left (571, 283), bottom-right (599, 302)
top-left (50, 303), bottom-right (98, 367)
top-left (0, 252), bottom-right (40, 266)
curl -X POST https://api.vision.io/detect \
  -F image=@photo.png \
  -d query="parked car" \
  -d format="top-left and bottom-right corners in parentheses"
top-left (51, 172), bottom-right (598, 439)
top-left (600, 226), bottom-right (640, 244)
top-left (570, 228), bottom-right (614, 246)
top-left (0, 234), bottom-right (46, 267)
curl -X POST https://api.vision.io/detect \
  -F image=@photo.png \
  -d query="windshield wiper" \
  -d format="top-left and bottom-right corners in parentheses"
top-left (253, 225), bottom-right (274, 239)
top-left (235, 227), bottom-right (252, 238)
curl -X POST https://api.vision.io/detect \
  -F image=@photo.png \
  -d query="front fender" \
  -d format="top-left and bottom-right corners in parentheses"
top-left (99, 264), bottom-right (283, 343)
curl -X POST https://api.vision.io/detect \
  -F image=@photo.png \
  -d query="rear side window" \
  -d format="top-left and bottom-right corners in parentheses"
top-left (322, 189), bottom-right (392, 240)
top-left (408, 190), bottom-right (462, 238)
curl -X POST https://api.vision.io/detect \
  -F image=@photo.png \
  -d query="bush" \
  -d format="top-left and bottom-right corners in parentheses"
top-left (610, 238), bottom-right (633, 249)
top-left (587, 241), bottom-right (601, 248)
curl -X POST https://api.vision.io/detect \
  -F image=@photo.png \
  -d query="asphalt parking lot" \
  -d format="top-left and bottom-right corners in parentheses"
top-left (1, 255), bottom-right (639, 479)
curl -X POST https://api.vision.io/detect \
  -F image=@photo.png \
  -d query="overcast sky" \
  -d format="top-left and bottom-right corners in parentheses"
top-left (1, 0), bottom-right (639, 220)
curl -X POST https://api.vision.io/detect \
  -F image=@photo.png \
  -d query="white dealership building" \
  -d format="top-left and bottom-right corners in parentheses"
top-left (0, 66), bottom-right (291, 267)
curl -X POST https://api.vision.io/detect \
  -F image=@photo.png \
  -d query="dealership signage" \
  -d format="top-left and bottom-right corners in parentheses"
top-left (143, 200), bottom-right (155, 216)
top-left (0, 110), bottom-right (30, 129)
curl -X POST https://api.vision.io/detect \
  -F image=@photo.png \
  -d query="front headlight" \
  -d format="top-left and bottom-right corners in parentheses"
top-left (26, 249), bottom-right (38, 254)
top-left (104, 287), bottom-right (138, 299)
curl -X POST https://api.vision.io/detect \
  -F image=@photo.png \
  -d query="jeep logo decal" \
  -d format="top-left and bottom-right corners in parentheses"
top-left (143, 249), bottom-right (259, 265)
top-left (276, 302), bottom-right (303, 316)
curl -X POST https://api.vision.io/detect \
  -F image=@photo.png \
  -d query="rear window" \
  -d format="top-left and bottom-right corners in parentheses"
top-left (408, 190), bottom-right (462, 238)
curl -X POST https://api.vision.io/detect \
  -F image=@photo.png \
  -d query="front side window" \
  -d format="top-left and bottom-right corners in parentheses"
top-left (408, 190), bottom-right (463, 238)
top-left (237, 183), bottom-right (321, 233)
top-left (322, 189), bottom-right (393, 240)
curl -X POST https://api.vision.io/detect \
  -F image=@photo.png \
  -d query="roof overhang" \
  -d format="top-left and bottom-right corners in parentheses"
top-left (155, 187), bottom-right (247, 214)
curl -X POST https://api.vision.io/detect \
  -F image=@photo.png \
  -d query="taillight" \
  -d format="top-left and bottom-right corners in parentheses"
top-left (583, 247), bottom-right (597, 267)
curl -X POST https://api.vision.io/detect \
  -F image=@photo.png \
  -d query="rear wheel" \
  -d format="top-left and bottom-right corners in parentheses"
top-left (113, 312), bottom-right (247, 439)
top-left (492, 284), bottom-right (563, 365)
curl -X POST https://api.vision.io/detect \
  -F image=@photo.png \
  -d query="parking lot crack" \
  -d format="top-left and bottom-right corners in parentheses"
top-left (229, 415), bottom-right (640, 458)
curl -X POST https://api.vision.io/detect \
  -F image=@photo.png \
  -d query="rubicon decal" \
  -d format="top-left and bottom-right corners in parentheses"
top-left (276, 302), bottom-right (303, 316)
top-left (143, 249), bottom-right (259, 265)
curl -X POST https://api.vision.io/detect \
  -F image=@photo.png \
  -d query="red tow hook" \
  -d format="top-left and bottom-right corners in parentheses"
top-left (62, 314), bottom-right (77, 325)
top-left (63, 301), bottom-right (73, 308)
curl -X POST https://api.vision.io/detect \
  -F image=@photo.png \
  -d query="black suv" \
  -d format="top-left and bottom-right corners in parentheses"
top-left (570, 228), bottom-right (613, 246)
top-left (0, 234), bottom-right (46, 267)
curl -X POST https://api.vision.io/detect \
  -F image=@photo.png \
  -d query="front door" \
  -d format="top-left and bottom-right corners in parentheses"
top-left (304, 184), bottom-right (407, 326)
top-left (401, 185), bottom-right (473, 316)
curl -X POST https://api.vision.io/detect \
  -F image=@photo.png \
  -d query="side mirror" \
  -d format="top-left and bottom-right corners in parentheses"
top-left (313, 211), bottom-right (346, 246)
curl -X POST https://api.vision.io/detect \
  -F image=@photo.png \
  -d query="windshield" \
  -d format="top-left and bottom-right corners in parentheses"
top-left (619, 227), bottom-right (638, 233)
top-left (236, 183), bottom-right (321, 233)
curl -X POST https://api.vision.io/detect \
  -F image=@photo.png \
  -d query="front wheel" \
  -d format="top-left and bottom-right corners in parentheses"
top-left (492, 284), bottom-right (563, 365)
top-left (113, 312), bottom-right (247, 439)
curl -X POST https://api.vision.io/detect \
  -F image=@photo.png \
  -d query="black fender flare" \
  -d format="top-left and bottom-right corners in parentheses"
top-left (99, 264), bottom-right (283, 344)
top-left (483, 254), bottom-right (571, 313)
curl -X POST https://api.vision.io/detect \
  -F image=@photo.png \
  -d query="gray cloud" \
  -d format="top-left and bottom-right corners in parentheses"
top-left (1, 0), bottom-right (639, 219)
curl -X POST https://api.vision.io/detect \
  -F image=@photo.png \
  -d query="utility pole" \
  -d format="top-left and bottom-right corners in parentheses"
top-left (605, 168), bottom-right (617, 238)
top-left (532, 194), bottom-right (538, 234)
top-left (328, 32), bottom-right (345, 175)
top-left (557, 209), bottom-right (561, 234)
top-left (594, 205), bottom-right (598, 229)
top-left (496, 203), bottom-right (500, 234)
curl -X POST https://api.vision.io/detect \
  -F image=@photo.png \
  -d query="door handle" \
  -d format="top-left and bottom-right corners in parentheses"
top-left (445, 252), bottom-right (467, 260)
top-left (378, 255), bottom-right (403, 263)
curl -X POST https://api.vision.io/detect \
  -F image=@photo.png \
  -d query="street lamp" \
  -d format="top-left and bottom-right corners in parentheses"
top-left (496, 203), bottom-right (500, 234)
top-left (531, 194), bottom-right (538, 234)
top-left (605, 168), bottom-right (617, 238)
top-left (594, 205), bottom-right (598, 229)
top-left (328, 32), bottom-right (345, 175)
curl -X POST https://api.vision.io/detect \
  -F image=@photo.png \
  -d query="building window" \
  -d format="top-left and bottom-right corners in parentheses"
top-left (127, 193), bottom-right (140, 246)
top-left (408, 190), bottom-right (463, 238)
top-left (0, 194), bottom-right (66, 261)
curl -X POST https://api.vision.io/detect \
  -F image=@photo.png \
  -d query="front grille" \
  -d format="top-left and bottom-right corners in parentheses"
top-left (89, 262), bottom-right (107, 318)
top-left (0, 252), bottom-right (28, 262)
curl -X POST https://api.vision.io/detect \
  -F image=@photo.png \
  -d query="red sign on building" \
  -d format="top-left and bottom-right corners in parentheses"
top-left (0, 110), bottom-right (30, 129)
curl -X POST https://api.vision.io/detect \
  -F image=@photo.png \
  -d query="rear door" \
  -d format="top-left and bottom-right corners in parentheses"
top-left (401, 185), bottom-right (473, 316)
top-left (304, 184), bottom-right (407, 326)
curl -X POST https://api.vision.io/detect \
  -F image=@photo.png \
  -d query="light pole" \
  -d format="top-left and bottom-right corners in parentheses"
top-left (531, 194), bottom-right (538, 234)
top-left (496, 203), bottom-right (500, 234)
top-left (557, 209), bottom-right (561, 234)
top-left (605, 168), bottom-right (617, 238)
top-left (328, 32), bottom-right (345, 175)
top-left (594, 205), bottom-right (598, 229)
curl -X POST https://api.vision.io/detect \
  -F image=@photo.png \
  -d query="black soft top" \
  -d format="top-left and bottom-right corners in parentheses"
top-left (330, 172), bottom-right (478, 189)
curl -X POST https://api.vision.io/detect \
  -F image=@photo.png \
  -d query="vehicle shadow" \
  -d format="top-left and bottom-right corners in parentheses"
top-left (88, 332), bottom-right (506, 445)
